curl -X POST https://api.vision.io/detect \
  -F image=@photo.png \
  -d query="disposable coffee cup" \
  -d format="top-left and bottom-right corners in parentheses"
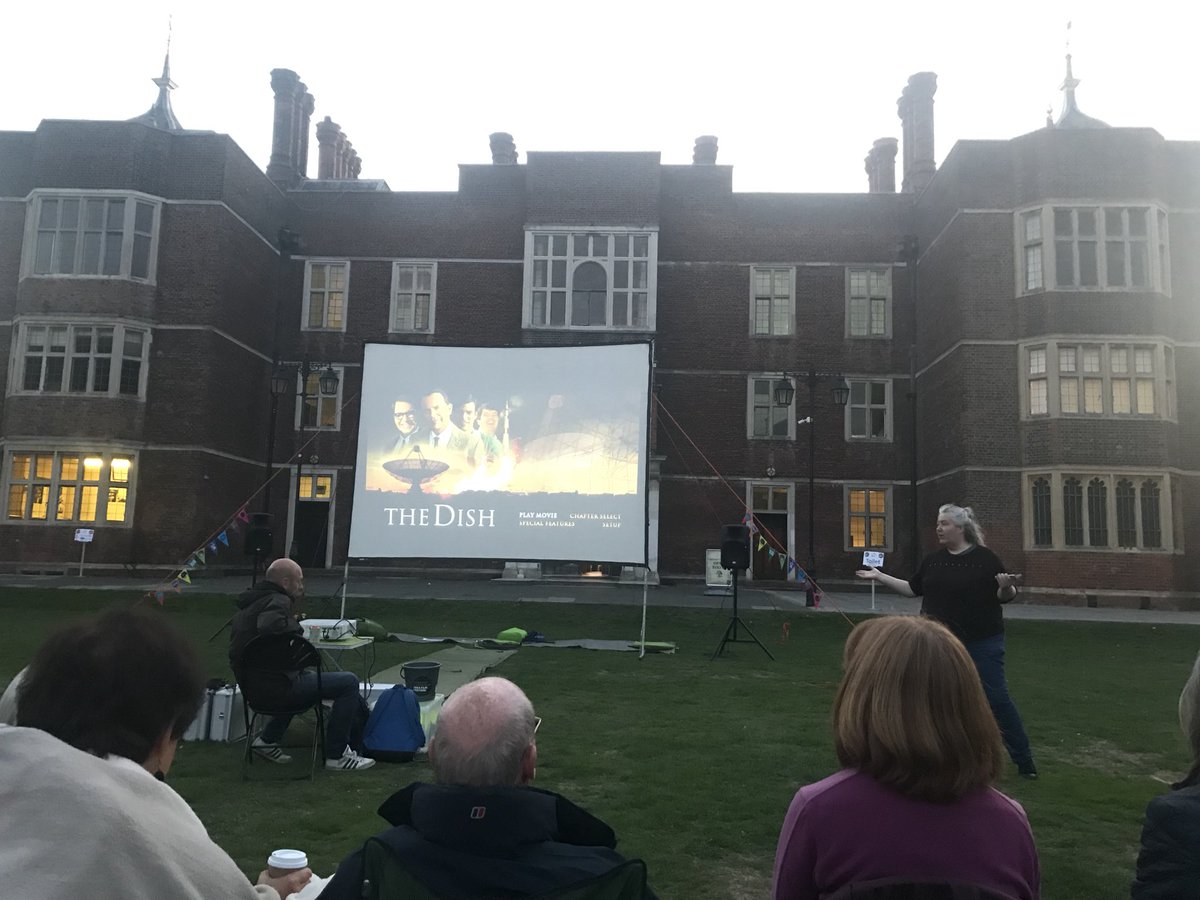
top-left (306, 624), bottom-right (322, 644)
top-left (267, 849), bottom-right (308, 878)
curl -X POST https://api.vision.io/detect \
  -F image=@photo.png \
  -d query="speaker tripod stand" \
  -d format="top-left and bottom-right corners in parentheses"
top-left (712, 568), bottom-right (774, 660)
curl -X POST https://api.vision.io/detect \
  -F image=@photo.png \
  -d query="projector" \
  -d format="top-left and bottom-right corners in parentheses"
top-left (299, 619), bottom-right (356, 641)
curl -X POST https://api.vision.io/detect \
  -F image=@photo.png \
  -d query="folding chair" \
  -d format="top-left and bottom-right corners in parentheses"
top-left (238, 632), bottom-right (326, 780)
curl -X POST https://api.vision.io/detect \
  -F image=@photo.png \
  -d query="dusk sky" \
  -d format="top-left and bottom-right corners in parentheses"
top-left (4, 1), bottom-right (1193, 194)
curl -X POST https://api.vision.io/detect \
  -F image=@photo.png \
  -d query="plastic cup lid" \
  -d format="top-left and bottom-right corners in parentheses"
top-left (268, 849), bottom-right (307, 870)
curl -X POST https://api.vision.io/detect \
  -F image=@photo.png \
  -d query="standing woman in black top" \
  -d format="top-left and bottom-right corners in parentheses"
top-left (856, 504), bottom-right (1037, 779)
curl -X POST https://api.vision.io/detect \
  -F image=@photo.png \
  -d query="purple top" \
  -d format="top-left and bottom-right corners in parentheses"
top-left (773, 769), bottom-right (1039, 900)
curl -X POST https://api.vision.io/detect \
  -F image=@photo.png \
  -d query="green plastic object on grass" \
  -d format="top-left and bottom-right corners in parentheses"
top-left (356, 618), bottom-right (390, 640)
top-left (496, 627), bottom-right (528, 644)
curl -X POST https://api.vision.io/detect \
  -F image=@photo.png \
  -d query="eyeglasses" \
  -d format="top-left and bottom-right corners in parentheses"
top-left (533, 716), bottom-right (541, 734)
top-left (394, 411), bottom-right (417, 420)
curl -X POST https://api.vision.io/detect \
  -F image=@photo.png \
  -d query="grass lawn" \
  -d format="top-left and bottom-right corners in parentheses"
top-left (1, 587), bottom-right (1195, 899)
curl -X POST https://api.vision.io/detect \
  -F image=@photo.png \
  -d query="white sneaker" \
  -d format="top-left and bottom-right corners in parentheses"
top-left (325, 748), bottom-right (375, 772)
top-left (251, 737), bottom-right (292, 764)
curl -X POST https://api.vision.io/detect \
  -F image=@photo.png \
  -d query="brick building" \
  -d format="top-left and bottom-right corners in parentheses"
top-left (1, 58), bottom-right (1196, 605)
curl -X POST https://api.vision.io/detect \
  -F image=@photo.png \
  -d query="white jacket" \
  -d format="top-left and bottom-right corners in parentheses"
top-left (0, 725), bottom-right (274, 899)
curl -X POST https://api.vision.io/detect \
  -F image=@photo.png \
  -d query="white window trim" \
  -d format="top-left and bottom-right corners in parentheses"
top-left (1023, 470), bottom-right (1174, 552)
top-left (20, 189), bottom-right (162, 284)
top-left (293, 365), bottom-right (344, 432)
top-left (286, 468), bottom-right (338, 570)
top-left (388, 260), bottom-right (437, 334)
top-left (298, 470), bottom-right (337, 502)
top-left (8, 317), bottom-right (152, 400)
top-left (748, 265), bottom-right (796, 337)
top-left (747, 374), bottom-right (796, 441)
top-left (301, 259), bottom-right (350, 333)
top-left (1020, 339), bottom-right (1174, 421)
top-left (521, 228), bottom-right (658, 331)
top-left (2, 447), bottom-right (138, 528)
top-left (843, 484), bottom-right (893, 552)
top-left (844, 267), bottom-right (893, 339)
top-left (844, 377), bottom-right (893, 442)
top-left (1015, 203), bottom-right (1170, 296)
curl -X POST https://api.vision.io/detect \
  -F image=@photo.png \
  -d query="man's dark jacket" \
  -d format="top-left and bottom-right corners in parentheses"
top-left (1132, 783), bottom-right (1200, 898)
top-left (320, 782), bottom-right (654, 899)
top-left (227, 580), bottom-right (300, 678)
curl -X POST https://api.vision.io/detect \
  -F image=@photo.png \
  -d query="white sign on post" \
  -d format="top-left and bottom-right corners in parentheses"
top-left (74, 529), bottom-right (94, 577)
top-left (862, 551), bottom-right (884, 610)
top-left (704, 549), bottom-right (733, 589)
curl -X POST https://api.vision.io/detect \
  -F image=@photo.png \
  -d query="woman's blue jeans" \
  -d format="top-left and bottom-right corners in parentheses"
top-left (964, 633), bottom-right (1035, 769)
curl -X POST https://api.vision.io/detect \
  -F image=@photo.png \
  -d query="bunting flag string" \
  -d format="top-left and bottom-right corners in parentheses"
top-left (178, 571), bottom-right (191, 585)
top-left (218, 531), bottom-right (229, 547)
top-left (756, 536), bottom-right (767, 551)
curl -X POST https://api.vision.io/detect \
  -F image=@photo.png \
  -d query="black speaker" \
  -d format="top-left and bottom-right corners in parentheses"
top-left (244, 513), bottom-right (273, 556)
top-left (720, 524), bottom-right (751, 570)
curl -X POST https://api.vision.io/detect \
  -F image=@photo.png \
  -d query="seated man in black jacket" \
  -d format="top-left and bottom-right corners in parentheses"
top-left (320, 676), bottom-right (654, 898)
top-left (228, 558), bottom-right (374, 772)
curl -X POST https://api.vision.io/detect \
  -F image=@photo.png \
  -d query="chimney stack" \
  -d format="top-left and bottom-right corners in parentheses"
top-left (897, 72), bottom-right (937, 194)
top-left (489, 132), bottom-right (518, 164)
top-left (297, 88), bottom-right (314, 179)
top-left (693, 135), bottom-right (718, 165)
top-left (267, 69), bottom-right (305, 187)
top-left (864, 137), bottom-right (899, 193)
top-left (316, 116), bottom-right (340, 179)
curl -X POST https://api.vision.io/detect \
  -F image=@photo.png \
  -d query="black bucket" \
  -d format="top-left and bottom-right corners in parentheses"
top-left (401, 660), bottom-right (441, 701)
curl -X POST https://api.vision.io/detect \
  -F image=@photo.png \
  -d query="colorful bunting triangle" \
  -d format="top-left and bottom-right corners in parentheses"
top-left (208, 541), bottom-right (219, 554)
top-left (154, 591), bottom-right (165, 605)
top-left (757, 536), bottom-right (766, 551)
top-left (197, 549), bottom-right (206, 565)
top-left (768, 548), bottom-right (776, 558)
top-left (178, 571), bottom-right (191, 585)
top-left (236, 507), bottom-right (250, 523)
top-left (778, 554), bottom-right (786, 570)
top-left (218, 530), bottom-right (229, 547)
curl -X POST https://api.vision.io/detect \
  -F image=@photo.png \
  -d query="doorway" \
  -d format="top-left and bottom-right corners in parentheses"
top-left (291, 473), bottom-right (333, 569)
top-left (748, 482), bottom-right (793, 582)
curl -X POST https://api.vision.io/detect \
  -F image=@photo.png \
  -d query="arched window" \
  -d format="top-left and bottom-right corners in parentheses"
top-left (1063, 478), bottom-right (1083, 546)
top-left (1116, 479), bottom-right (1137, 547)
top-left (571, 262), bottom-right (607, 326)
top-left (1141, 480), bottom-right (1162, 548)
top-left (1087, 478), bottom-right (1108, 546)
top-left (1031, 478), bottom-right (1052, 546)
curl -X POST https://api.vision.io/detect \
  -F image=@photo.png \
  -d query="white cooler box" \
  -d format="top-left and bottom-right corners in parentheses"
top-left (182, 686), bottom-right (246, 742)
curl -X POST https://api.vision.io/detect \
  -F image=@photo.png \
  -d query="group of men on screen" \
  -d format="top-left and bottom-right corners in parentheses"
top-left (386, 390), bottom-right (505, 467)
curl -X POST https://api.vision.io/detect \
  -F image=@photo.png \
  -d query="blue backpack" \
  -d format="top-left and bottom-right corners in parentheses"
top-left (362, 686), bottom-right (426, 763)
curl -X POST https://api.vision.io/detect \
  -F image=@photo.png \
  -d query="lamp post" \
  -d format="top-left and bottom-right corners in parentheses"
top-left (268, 361), bottom-right (339, 560)
top-left (773, 370), bottom-right (850, 592)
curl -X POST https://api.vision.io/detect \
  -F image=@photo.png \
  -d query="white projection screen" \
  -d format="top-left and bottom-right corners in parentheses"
top-left (349, 343), bottom-right (651, 564)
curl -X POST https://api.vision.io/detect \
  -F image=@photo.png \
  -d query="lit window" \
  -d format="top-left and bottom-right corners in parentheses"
top-left (5, 451), bottom-right (134, 525)
top-left (299, 474), bottom-right (334, 500)
top-left (847, 487), bottom-right (888, 549)
top-left (1024, 341), bottom-right (1167, 418)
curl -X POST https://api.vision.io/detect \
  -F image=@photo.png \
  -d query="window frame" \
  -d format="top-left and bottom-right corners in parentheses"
top-left (844, 485), bottom-right (892, 552)
top-left (21, 190), bottom-right (162, 284)
top-left (522, 229), bottom-right (658, 331)
top-left (844, 378), bottom-right (893, 442)
top-left (747, 375), bottom-right (796, 441)
top-left (388, 260), bottom-right (437, 334)
top-left (4, 448), bottom-right (137, 527)
top-left (845, 267), bottom-right (892, 339)
top-left (294, 365), bottom-right (344, 432)
top-left (10, 319), bottom-right (151, 399)
top-left (1020, 340), bottom-right (1173, 420)
top-left (1023, 471), bottom-right (1174, 552)
top-left (301, 260), bottom-right (350, 332)
top-left (1016, 203), bottom-right (1169, 296)
top-left (748, 265), bottom-right (795, 337)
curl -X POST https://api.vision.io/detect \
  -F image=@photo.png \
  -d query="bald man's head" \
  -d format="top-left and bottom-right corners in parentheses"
top-left (264, 558), bottom-right (305, 602)
top-left (429, 677), bottom-right (537, 787)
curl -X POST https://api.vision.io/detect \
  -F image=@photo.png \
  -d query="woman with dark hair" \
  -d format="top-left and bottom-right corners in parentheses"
top-left (1132, 650), bottom-right (1200, 896)
top-left (856, 503), bottom-right (1037, 778)
top-left (772, 616), bottom-right (1039, 899)
top-left (0, 607), bottom-right (311, 899)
